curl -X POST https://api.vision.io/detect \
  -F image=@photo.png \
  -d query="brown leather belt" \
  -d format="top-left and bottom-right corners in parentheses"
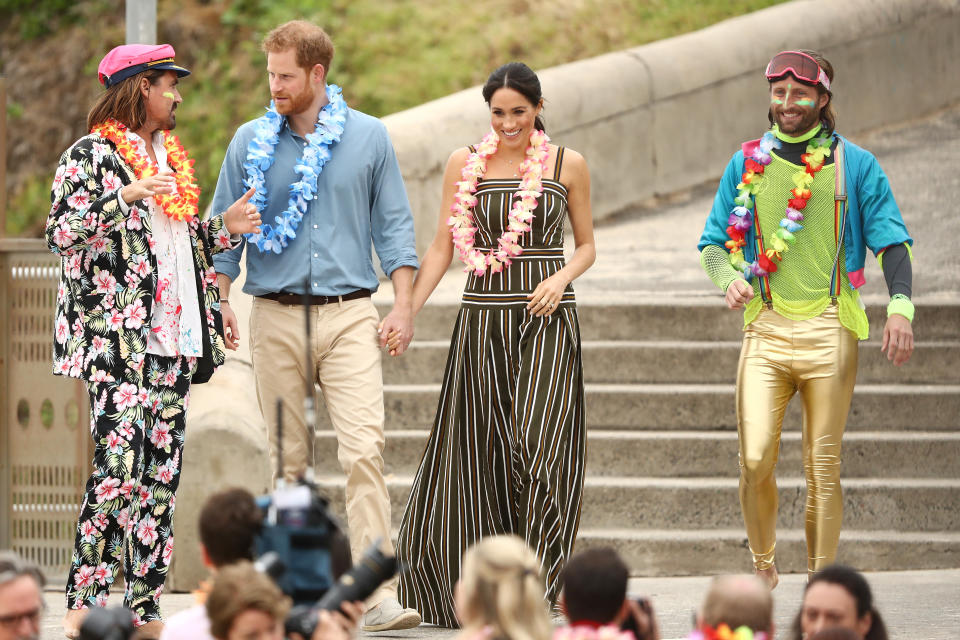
top-left (257, 289), bottom-right (371, 306)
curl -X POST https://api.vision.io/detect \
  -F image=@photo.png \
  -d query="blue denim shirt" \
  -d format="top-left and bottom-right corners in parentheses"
top-left (212, 108), bottom-right (419, 296)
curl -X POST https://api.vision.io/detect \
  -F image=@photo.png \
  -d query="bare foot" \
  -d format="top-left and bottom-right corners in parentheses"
top-left (63, 608), bottom-right (89, 638)
top-left (134, 620), bottom-right (166, 639)
top-left (756, 565), bottom-right (779, 590)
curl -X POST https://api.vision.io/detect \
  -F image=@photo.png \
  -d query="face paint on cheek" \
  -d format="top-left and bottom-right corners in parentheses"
top-left (162, 92), bottom-right (176, 100)
top-left (771, 97), bottom-right (784, 105)
top-left (795, 98), bottom-right (816, 107)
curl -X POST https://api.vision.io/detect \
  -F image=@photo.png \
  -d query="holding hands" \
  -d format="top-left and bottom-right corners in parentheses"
top-left (224, 186), bottom-right (262, 236)
top-left (378, 306), bottom-right (414, 357)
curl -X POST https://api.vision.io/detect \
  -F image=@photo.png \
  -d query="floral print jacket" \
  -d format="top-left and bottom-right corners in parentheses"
top-left (45, 133), bottom-right (235, 384)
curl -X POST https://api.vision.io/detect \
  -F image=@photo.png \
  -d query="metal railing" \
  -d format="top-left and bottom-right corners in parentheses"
top-left (0, 78), bottom-right (92, 583)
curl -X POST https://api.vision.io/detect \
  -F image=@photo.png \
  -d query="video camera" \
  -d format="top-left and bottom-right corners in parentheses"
top-left (255, 479), bottom-right (398, 638)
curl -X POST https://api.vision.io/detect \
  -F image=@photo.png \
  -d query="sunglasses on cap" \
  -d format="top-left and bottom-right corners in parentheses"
top-left (765, 50), bottom-right (831, 91)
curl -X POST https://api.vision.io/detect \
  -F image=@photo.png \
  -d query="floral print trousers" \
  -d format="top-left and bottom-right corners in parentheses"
top-left (66, 353), bottom-right (195, 623)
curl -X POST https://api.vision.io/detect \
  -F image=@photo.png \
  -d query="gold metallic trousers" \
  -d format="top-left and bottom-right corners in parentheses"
top-left (736, 305), bottom-right (858, 573)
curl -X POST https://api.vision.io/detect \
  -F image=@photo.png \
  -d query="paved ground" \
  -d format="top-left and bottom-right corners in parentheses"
top-left (37, 103), bottom-right (960, 639)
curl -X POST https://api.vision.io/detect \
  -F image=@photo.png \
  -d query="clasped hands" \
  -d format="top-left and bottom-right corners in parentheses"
top-left (378, 306), bottom-right (414, 357)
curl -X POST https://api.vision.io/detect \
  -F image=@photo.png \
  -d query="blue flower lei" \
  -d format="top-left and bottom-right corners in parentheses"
top-left (242, 84), bottom-right (347, 253)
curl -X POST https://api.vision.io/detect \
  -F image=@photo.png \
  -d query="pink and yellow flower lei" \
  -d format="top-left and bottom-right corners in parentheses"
top-left (448, 129), bottom-right (550, 276)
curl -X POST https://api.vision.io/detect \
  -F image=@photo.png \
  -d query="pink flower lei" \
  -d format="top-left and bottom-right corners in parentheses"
top-left (448, 129), bottom-right (550, 275)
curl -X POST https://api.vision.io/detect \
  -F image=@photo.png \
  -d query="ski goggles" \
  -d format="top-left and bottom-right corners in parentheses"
top-left (764, 51), bottom-right (831, 91)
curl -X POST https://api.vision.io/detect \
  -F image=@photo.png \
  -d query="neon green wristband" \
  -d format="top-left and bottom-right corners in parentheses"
top-left (887, 294), bottom-right (914, 323)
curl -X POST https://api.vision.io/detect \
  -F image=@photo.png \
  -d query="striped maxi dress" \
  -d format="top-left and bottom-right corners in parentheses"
top-left (397, 147), bottom-right (586, 626)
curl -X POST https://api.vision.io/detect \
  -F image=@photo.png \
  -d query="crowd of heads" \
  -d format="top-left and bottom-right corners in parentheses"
top-left (0, 495), bottom-right (895, 640)
top-left (451, 542), bottom-right (889, 640)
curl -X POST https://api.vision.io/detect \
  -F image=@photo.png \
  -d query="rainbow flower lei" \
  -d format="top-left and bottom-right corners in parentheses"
top-left (242, 84), bottom-right (347, 254)
top-left (726, 127), bottom-right (832, 277)
top-left (91, 118), bottom-right (200, 221)
top-left (688, 623), bottom-right (768, 640)
top-left (448, 129), bottom-right (550, 276)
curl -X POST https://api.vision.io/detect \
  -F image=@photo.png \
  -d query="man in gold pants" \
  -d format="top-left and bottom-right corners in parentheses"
top-left (697, 50), bottom-right (915, 588)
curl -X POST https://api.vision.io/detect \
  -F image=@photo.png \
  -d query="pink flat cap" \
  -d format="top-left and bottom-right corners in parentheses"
top-left (98, 43), bottom-right (191, 88)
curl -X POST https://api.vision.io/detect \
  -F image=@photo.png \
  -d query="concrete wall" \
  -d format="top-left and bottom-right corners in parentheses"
top-left (383, 0), bottom-right (960, 256)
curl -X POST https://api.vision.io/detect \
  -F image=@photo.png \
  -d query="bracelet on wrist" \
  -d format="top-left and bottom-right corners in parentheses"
top-left (887, 294), bottom-right (914, 323)
top-left (220, 299), bottom-right (229, 305)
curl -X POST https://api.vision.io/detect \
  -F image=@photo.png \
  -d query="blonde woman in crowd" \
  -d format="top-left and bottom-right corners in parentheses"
top-left (454, 536), bottom-right (554, 640)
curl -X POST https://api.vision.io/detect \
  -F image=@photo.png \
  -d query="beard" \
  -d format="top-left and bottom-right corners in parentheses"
top-left (769, 104), bottom-right (821, 135)
top-left (274, 82), bottom-right (316, 115)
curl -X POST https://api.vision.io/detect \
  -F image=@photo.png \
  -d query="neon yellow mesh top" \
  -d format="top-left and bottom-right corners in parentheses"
top-left (744, 152), bottom-right (870, 339)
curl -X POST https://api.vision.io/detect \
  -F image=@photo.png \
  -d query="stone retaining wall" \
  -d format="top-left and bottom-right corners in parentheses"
top-left (383, 0), bottom-right (960, 254)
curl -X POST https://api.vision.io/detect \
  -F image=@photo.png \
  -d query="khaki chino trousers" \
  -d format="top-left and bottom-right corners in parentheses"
top-left (250, 296), bottom-right (395, 602)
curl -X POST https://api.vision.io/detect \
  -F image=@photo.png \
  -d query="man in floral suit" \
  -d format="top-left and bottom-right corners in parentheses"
top-left (45, 44), bottom-right (261, 638)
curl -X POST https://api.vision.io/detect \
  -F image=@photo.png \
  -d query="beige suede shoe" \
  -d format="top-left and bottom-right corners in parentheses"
top-left (362, 597), bottom-right (422, 632)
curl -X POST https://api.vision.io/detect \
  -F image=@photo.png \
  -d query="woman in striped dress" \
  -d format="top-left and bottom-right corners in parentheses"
top-left (393, 62), bottom-right (596, 627)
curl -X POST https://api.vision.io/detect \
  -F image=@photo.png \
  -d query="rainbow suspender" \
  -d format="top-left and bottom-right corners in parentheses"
top-left (829, 139), bottom-right (847, 301)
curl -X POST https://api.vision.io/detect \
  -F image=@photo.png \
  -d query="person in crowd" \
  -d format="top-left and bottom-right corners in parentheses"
top-left (0, 552), bottom-right (45, 640)
top-left (695, 575), bottom-right (773, 639)
top-left (160, 488), bottom-right (264, 640)
top-left (556, 548), bottom-right (658, 640)
top-left (453, 536), bottom-right (553, 640)
top-left (396, 60), bottom-right (595, 626)
top-left (47, 43), bottom-right (261, 638)
top-left (697, 49), bottom-right (914, 588)
top-left (206, 562), bottom-right (362, 640)
top-left (210, 20), bottom-right (420, 631)
top-left (162, 487), bottom-right (356, 640)
top-left (807, 629), bottom-right (861, 640)
top-left (787, 565), bottom-right (888, 640)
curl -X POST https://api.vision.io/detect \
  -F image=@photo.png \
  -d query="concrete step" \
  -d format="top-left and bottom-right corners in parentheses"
top-left (383, 340), bottom-right (960, 385)
top-left (314, 430), bottom-right (960, 479)
top-left (383, 301), bottom-right (960, 342)
top-left (576, 528), bottom-right (960, 576)
top-left (317, 383), bottom-right (960, 431)
top-left (314, 475), bottom-right (960, 532)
